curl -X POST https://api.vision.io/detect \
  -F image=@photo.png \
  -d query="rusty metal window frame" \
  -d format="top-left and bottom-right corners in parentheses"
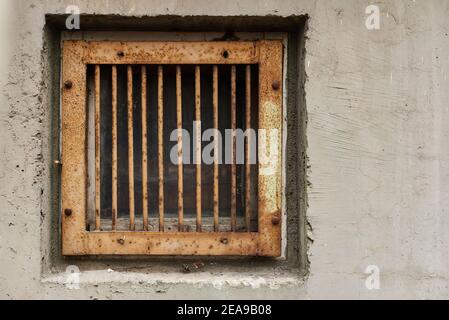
top-left (61, 40), bottom-right (283, 257)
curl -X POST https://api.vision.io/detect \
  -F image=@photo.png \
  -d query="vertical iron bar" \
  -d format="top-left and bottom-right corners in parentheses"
top-left (95, 65), bottom-right (101, 231)
top-left (213, 66), bottom-right (219, 232)
top-left (195, 66), bottom-right (202, 232)
top-left (177, 66), bottom-right (184, 231)
top-left (142, 66), bottom-right (149, 231)
top-left (111, 66), bottom-right (118, 231)
top-left (245, 65), bottom-right (252, 232)
top-left (231, 65), bottom-right (237, 232)
top-left (127, 66), bottom-right (135, 231)
top-left (158, 66), bottom-right (165, 232)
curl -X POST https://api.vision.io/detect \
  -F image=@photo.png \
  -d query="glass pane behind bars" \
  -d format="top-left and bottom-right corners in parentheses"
top-left (86, 64), bottom-right (259, 232)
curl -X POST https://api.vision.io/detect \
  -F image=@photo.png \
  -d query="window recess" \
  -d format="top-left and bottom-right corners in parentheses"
top-left (61, 40), bottom-right (283, 256)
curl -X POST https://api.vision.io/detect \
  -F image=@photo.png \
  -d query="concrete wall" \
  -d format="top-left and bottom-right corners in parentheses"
top-left (1, 0), bottom-right (449, 299)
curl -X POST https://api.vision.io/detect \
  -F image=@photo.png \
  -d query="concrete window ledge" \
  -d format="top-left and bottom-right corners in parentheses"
top-left (42, 270), bottom-right (304, 290)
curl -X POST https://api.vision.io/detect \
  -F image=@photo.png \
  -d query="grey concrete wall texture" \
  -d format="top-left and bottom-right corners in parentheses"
top-left (1, 0), bottom-right (449, 299)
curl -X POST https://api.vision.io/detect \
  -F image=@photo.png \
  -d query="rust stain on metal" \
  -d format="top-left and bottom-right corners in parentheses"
top-left (95, 65), bottom-right (101, 232)
top-left (112, 65), bottom-right (118, 231)
top-left (158, 66), bottom-right (165, 232)
top-left (231, 65), bottom-right (237, 232)
top-left (61, 40), bottom-right (89, 256)
top-left (82, 41), bottom-right (259, 65)
top-left (195, 66), bottom-right (202, 233)
top-left (141, 66), bottom-right (149, 231)
top-left (257, 41), bottom-right (284, 257)
top-left (213, 65), bottom-right (220, 232)
top-left (127, 66), bottom-right (136, 231)
top-left (177, 66), bottom-right (184, 231)
top-left (245, 65), bottom-right (252, 232)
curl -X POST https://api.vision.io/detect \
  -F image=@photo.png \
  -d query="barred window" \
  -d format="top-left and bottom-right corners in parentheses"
top-left (61, 40), bottom-right (283, 256)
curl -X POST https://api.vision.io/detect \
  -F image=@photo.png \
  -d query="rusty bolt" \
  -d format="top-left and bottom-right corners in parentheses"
top-left (117, 51), bottom-right (125, 58)
top-left (64, 209), bottom-right (73, 217)
top-left (118, 238), bottom-right (125, 245)
top-left (272, 80), bottom-right (280, 91)
top-left (220, 238), bottom-right (229, 245)
top-left (64, 80), bottom-right (73, 89)
top-left (271, 216), bottom-right (281, 226)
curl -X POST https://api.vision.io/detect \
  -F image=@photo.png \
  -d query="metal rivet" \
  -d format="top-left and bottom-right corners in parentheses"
top-left (271, 216), bottom-right (281, 226)
top-left (117, 51), bottom-right (125, 57)
top-left (64, 209), bottom-right (73, 217)
top-left (220, 238), bottom-right (229, 245)
top-left (272, 80), bottom-right (280, 91)
top-left (118, 238), bottom-right (125, 245)
top-left (64, 80), bottom-right (73, 89)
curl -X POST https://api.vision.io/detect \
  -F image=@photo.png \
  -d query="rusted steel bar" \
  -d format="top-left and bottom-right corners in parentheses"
top-left (84, 42), bottom-right (259, 65)
top-left (176, 66), bottom-right (184, 231)
top-left (158, 66), bottom-right (165, 232)
top-left (245, 65), bottom-right (252, 232)
top-left (256, 40), bottom-right (284, 256)
top-left (127, 66), bottom-right (135, 231)
top-left (195, 66), bottom-right (202, 232)
top-left (95, 65), bottom-right (101, 231)
top-left (84, 232), bottom-right (260, 256)
top-left (141, 66), bottom-right (149, 231)
top-left (213, 66), bottom-right (219, 232)
top-left (112, 66), bottom-right (118, 231)
top-left (231, 66), bottom-right (237, 232)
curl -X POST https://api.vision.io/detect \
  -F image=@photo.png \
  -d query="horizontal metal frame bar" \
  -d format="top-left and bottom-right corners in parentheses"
top-left (74, 232), bottom-right (261, 256)
top-left (77, 41), bottom-right (259, 65)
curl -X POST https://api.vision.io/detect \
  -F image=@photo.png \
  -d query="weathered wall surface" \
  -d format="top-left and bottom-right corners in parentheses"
top-left (1, 0), bottom-right (449, 299)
